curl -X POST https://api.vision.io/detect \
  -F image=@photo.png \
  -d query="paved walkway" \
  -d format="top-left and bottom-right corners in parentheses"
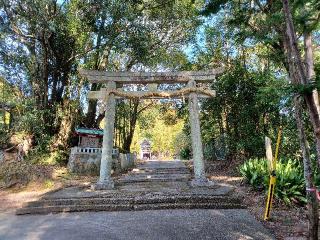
top-left (0, 209), bottom-right (274, 240)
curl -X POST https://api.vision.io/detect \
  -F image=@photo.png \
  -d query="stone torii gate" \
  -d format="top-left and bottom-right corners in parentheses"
top-left (80, 69), bottom-right (223, 190)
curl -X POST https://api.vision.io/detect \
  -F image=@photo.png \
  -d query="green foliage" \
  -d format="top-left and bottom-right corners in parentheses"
top-left (239, 158), bottom-right (269, 190)
top-left (0, 0), bottom-right (202, 166)
top-left (0, 0), bottom-right (318, 185)
top-left (16, 101), bottom-right (53, 138)
top-left (275, 159), bottom-right (306, 204)
top-left (179, 147), bottom-right (191, 160)
top-left (131, 104), bottom-right (186, 159)
top-left (201, 0), bottom-right (229, 15)
top-left (28, 149), bottom-right (68, 166)
top-left (240, 158), bottom-right (308, 205)
top-left (200, 62), bottom-right (285, 159)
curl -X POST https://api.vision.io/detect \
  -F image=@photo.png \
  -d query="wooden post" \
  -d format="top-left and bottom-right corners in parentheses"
top-left (93, 81), bottom-right (116, 190)
top-left (265, 136), bottom-right (273, 169)
top-left (188, 80), bottom-right (213, 187)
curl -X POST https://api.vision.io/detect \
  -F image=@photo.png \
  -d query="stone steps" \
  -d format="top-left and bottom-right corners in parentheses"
top-left (136, 167), bottom-right (188, 171)
top-left (16, 204), bottom-right (133, 215)
top-left (117, 177), bottom-right (190, 184)
top-left (119, 161), bottom-right (191, 184)
top-left (120, 174), bottom-right (190, 180)
top-left (16, 195), bottom-right (245, 215)
top-left (15, 160), bottom-right (245, 215)
top-left (133, 202), bottom-right (245, 211)
top-left (25, 195), bottom-right (242, 207)
top-left (130, 170), bottom-right (190, 174)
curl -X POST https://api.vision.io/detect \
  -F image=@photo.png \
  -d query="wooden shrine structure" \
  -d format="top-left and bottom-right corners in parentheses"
top-left (80, 68), bottom-right (223, 189)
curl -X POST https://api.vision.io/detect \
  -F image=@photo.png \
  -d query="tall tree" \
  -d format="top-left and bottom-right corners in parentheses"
top-left (0, 0), bottom-right (91, 151)
top-left (79, 0), bottom-right (201, 151)
top-left (282, 0), bottom-right (319, 237)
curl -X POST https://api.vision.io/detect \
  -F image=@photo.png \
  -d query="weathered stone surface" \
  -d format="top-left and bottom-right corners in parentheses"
top-left (68, 151), bottom-right (101, 175)
top-left (68, 150), bottom-right (127, 175)
top-left (16, 193), bottom-right (245, 215)
top-left (92, 181), bottom-right (114, 190)
top-left (119, 153), bottom-right (135, 170)
top-left (68, 149), bottom-right (134, 176)
top-left (118, 160), bottom-right (190, 183)
top-left (188, 80), bottom-right (209, 184)
top-left (190, 178), bottom-right (215, 187)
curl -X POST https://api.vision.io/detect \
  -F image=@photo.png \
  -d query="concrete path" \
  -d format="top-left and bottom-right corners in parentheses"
top-left (0, 209), bottom-right (274, 240)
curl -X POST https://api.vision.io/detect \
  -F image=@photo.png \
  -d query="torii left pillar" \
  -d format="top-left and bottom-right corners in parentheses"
top-left (188, 80), bottom-right (214, 187)
top-left (93, 81), bottom-right (116, 190)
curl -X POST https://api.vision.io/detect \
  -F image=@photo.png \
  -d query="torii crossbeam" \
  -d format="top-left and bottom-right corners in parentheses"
top-left (80, 68), bottom-right (223, 189)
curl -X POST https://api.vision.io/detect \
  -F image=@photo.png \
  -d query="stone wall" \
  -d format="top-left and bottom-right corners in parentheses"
top-left (68, 147), bottom-right (136, 175)
top-left (68, 151), bottom-right (101, 175)
top-left (119, 153), bottom-right (136, 170)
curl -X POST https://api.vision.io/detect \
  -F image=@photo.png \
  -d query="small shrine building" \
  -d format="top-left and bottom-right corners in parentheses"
top-left (140, 139), bottom-right (151, 159)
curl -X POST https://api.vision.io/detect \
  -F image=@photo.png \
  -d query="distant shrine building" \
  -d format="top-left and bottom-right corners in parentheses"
top-left (140, 139), bottom-right (151, 159)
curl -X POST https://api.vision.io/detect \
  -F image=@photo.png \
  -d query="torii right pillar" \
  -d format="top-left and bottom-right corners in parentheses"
top-left (188, 80), bottom-right (214, 187)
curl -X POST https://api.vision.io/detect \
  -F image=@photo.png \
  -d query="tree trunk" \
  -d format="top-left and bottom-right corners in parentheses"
top-left (282, 1), bottom-right (319, 238)
top-left (304, 31), bottom-right (320, 168)
top-left (304, 31), bottom-right (319, 110)
top-left (282, 0), bottom-right (320, 166)
top-left (84, 14), bottom-right (106, 127)
top-left (85, 83), bottom-right (99, 127)
top-left (122, 100), bottom-right (139, 152)
top-left (41, 32), bottom-right (49, 108)
top-left (294, 97), bottom-right (319, 240)
top-left (51, 100), bottom-right (78, 151)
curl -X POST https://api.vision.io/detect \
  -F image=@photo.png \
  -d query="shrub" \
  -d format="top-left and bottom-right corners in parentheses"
top-left (0, 161), bottom-right (53, 188)
top-left (28, 148), bottom-right (69, 166)
top-left (179, 147), bottom-right (191, 160)
top-left (275, 159), bottom-right (306, 204)
top-left (239, 158), bottom-right (269, 190)
top-left (239, 158), bottom-right (307, 204)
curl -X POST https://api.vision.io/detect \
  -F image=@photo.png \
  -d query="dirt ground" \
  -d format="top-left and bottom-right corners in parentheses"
top-left (0, 165), bottom-right (96, 210)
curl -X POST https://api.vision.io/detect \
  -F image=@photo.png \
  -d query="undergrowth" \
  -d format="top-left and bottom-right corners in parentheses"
top-left (239, 158), bottom-right (319, 205)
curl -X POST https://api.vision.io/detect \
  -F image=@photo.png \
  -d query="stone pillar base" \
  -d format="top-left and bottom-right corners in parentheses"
top-left (91, 180), bottom-right (114, 190)
top-left (190, 178), bottom-right (214, 187)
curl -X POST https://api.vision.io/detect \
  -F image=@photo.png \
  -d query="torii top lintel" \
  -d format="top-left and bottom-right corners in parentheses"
top-left (79, 68), bottom-right (224, 84)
